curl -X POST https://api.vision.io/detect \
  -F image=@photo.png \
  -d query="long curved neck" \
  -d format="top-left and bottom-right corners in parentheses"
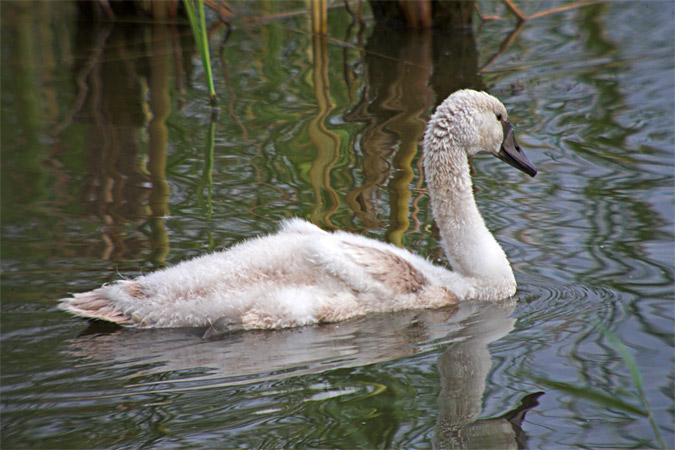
top-left (423, 132), bottom-right (515, 294)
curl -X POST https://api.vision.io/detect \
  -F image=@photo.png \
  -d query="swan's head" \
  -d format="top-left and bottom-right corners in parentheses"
top-left (427, 89), bottom-right (537, 177)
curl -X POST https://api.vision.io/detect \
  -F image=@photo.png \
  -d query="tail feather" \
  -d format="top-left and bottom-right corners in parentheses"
top-left (58, 290), bottom-right (135, 325)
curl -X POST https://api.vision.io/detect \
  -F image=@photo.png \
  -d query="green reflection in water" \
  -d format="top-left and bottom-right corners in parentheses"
top-left (1, 1), bottom-right (673, 449)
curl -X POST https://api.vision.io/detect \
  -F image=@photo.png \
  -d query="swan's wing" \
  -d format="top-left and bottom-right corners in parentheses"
top-left (279, 218), bottom-right (327, 235)
top-left (202, 316), bottom-right (244, 339)
top-left (341, 242), bottom-right (429, 294)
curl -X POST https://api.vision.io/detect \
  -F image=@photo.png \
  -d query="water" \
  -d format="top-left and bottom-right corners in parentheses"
top-left (1, 1), bottom-right (673, 448)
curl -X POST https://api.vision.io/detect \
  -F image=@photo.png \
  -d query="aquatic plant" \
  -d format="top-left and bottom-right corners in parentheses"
top-left (601, 326), bottom-right (665, 449)
top-left (183, 0), bottom-right (217, 106)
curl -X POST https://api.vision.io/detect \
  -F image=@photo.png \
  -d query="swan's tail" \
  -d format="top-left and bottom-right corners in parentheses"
top-left (58, 284), bottom-right (136, 325)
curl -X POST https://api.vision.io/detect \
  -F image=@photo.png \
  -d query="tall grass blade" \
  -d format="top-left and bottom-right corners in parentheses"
top-left (183, 0), bottom-right (217, 106)
top-left (600, 326), bottom-right (665, 449)
top-left (197, 0), bottom-right (216, 105)
top-left (527, 374), bottom-right (647, 416)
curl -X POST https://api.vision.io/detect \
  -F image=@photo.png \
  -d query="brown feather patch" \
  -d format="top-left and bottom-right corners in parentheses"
top-left (342, 242), bottom-right (428, 294)
top-left (124, 281), bottom-right (146, 299)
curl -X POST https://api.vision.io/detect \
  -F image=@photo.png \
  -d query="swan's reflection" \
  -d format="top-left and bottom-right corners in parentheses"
top-left (66, 300), bottom-right (540, 447)
top-left (433, 301), bottom-right (542, 449)
top-left (66, 305), bottom-right (465, 383)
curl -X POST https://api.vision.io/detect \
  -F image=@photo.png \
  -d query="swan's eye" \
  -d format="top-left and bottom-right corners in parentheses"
top-left (496, 113), bottom-right (503, 121)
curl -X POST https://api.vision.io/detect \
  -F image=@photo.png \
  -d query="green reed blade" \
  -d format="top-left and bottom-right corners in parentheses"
top-left (197, 0), bottom-right (216, 105)
top-left (599, 325), bottom-right (665, 449)
top-left (183, 0), bottom-right (217, 105)
top-left (527, 374), bottom-right (647, 416)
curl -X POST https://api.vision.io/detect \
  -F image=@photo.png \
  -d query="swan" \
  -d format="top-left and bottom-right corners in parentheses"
top-left (59, 89), bottom-right (536, 335)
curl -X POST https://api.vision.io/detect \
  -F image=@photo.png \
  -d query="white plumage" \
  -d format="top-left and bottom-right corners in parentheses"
top-left (59, 89), bottom-right (536, 334)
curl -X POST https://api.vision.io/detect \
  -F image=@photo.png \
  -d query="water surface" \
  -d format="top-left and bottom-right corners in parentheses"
top-left (1, 1), bottom-right (673, 448)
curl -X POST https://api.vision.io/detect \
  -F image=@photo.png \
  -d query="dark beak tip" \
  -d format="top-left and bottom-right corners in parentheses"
top-left (499, 121), bottom-right (537, 178)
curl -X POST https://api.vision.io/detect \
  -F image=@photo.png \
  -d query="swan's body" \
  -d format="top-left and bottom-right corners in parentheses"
top-left (59, 90), bottom-right (536, 334)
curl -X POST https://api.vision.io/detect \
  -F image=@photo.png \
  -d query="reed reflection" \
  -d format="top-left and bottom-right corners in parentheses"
top-left (72, 22), bottom-right (148, 261)
top-left (64, 19), bottom-right (195, 264)
top-left (343, 21), bottom-right (483, 241)
top-left (308, 27), bottom-right (341, 226)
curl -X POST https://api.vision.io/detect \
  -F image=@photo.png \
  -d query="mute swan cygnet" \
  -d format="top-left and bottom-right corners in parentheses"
top-left (59, 89), bottom-right (537, 335)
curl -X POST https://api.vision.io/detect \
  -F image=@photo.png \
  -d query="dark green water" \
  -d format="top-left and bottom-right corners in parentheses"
top-left (1, 1), bottom-right (673, 448)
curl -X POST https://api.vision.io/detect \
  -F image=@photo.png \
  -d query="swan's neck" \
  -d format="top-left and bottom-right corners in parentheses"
top-left (423, 138), bottom-right (515, 296)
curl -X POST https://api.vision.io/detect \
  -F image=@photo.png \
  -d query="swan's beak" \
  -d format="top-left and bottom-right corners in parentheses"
top-left (497, 121), bottom-right (537, 177)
